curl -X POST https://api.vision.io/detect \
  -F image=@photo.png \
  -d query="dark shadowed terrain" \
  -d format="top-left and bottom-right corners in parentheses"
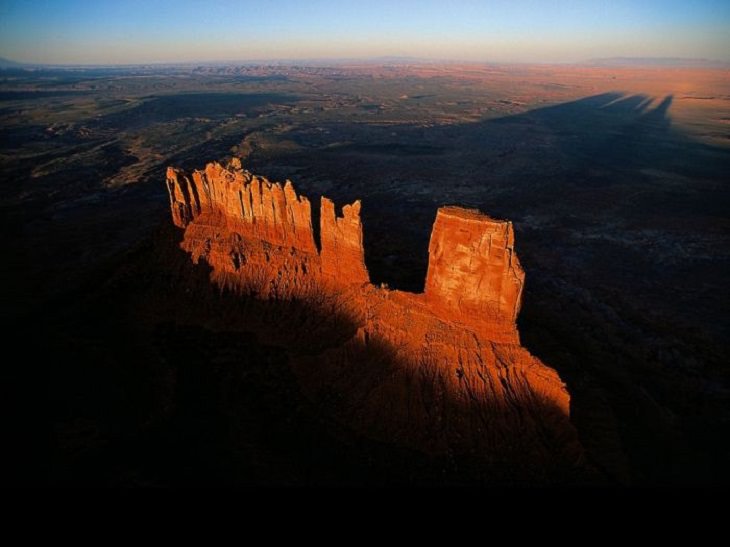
top-left (3, 63), bottom-right (728, 486)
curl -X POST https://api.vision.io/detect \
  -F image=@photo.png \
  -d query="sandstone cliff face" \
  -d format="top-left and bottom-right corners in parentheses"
top-left (165, 159), bottom-right (582, 478)
top-left (320, 197), bottom-right (369, 285)
top-left (167, 161), bottom-right (318, 253)
top-left (425, 206), bottom-right (524, 342)
top-left (166, 160), bottom-right (368, 292)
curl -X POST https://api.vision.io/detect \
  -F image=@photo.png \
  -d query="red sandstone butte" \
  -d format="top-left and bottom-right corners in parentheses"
top-left (166, 159), bottom-right (582, 469)
top-left (166, 159), bottom-right (368, 293)
top-left (425, 206), bottom-right (525, 341)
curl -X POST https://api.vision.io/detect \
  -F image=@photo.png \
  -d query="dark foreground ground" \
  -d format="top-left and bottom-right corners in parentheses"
top-left (3, 63), bottom-right (729, 486)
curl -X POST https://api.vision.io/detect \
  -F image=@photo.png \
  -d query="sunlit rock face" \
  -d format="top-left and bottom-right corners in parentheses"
top-left (166, 159), bottom-right (583, 481)
top-left (166, 160), bottom-right (368, 295)
top-left (425, 207), bottom-right (525, 344)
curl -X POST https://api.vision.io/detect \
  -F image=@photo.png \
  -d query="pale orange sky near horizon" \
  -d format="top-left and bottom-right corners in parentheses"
top-left (1, 0), bottom-right (728, 65)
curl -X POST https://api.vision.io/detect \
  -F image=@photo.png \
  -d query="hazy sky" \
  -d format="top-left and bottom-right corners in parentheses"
top-left (1, 0), bottom-right (728, 64)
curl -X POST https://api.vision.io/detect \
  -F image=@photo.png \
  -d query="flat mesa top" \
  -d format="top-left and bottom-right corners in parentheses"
top-left (437, 206), bottom-right (507, 225)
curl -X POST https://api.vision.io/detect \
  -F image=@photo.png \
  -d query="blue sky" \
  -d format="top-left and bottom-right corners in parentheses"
top-left (1, 0), bottom-right (728, 64)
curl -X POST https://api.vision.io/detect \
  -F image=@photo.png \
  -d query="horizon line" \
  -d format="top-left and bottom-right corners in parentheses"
top-left (1, 54), bottom-right (728, 70)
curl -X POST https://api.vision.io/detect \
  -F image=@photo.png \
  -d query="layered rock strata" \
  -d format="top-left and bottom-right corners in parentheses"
top-left (425, 206), bottom-right (525, 341)
top-left (166, 159), bottom-right (582, 476)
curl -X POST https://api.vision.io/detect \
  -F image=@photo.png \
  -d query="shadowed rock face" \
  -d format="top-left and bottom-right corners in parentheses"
top-left (165, 159), bottom-right (584, 479)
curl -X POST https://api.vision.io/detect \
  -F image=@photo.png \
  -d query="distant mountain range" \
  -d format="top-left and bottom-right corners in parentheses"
top-left (0, 55), bottom-right (441, 70)
top-left (587, 57), bottom-right (729, 68)
top-left (0, 56), bottom-right (28, 68)
top-left (1, 55), bottom-right (728, 70)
